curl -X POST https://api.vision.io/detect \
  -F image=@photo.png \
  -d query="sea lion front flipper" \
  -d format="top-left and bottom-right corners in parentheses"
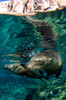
top-left (39, 70), bottom-right (43, 76)
top-left (47, 73), bottom-right (51, 77)
top-left (39, 70), bottom-right (48, 80)
top-left (55, 68), bottom-right (62, 78)
top-left (44, 72), bottom-right (51, 79)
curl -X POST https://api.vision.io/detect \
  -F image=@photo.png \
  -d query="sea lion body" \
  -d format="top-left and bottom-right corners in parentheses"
top-left (24, 16), bottom-right (63, 78)
top-left (26, 50), bottom-right (62, 77)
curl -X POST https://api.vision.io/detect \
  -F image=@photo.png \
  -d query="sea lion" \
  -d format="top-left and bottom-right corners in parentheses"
top-left (3, 16), bottom-right (63, 80)
top-left (4, 63), bottom-right (47, 81)
top-left (26, 50), bottom-right (63, 78)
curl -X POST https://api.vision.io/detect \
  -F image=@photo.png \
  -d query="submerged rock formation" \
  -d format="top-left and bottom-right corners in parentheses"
top-left (0, 0), bottom-right (66, 16)
top-left (26, 75), bottom-right (66, 100)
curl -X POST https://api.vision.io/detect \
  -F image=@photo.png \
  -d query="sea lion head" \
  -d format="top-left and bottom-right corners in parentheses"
top-left (26, 52), bottom-right (51, 70)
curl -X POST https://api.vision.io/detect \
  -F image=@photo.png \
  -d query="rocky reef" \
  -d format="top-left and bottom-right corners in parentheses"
top-left (0, 75), bottom-right (66, 100)
top-left (26, 75), bottom-right (66, 100)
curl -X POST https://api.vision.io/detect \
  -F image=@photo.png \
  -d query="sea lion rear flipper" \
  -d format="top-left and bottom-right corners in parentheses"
top-left (25, 16), bottom-right (57, 48)
top-left (55, 68), bottom-right (62, 78)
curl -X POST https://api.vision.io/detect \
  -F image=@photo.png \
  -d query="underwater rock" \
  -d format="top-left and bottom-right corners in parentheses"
top-left (0, 0), bottom-right (66, 16)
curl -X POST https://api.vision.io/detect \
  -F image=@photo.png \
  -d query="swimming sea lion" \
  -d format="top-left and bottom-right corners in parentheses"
top-left (3, 16), bottom-right (63, 80)
top-left (26, 50), bottom-right (63, 78)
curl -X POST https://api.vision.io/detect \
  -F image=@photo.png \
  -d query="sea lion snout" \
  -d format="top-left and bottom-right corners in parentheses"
top-left (4, 64), bottom-right (11, 69)
top-left (4, 64), bottom-right (12, 71)
top-left (4, 64), bottom-right (8, 69)
top-left (4, 64), bottom-right (16, 71)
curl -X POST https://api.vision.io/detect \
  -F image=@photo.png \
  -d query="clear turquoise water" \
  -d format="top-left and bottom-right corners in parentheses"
top-left (0, 8), bottom-right (66, 100)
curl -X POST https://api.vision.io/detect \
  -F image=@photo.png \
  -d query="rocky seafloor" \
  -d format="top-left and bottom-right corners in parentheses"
top-left (26, 75), bottom-right (66, 100)
top-left (0, 75), bottom-right (66, 100)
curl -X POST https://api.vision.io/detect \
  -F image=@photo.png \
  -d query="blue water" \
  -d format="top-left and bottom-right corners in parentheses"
top-left (0, 8), bottom-right (66, 100)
